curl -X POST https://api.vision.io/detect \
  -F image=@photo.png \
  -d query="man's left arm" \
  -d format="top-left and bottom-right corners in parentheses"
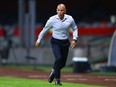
top-left (70, 18), bottom-right (78, 48)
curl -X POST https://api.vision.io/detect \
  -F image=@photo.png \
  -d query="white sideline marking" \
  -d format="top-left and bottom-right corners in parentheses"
top-left (28, 75), bottom-right (47, 78)
top-left (78, 78), bottom-right (87, 81)
top-left (63, 75), bottom-right (82, 78)
top-left (66, 78), bottom-right (87, 81)
top-left (97, 76), bottom-right (110, 78)
top-left (105, 79), bottom-right (116, 81)
top-left (67, 78), bottom-right (76, 81)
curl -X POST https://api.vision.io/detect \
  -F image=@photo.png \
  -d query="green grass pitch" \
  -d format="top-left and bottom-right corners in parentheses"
top-left (0, 77), bottom-right (107, 87)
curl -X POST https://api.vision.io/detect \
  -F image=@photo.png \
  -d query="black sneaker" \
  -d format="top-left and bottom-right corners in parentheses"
top-left (55, 79), bottom-right (62, 85)
top-left (48, 69), bottom-right (55, 83)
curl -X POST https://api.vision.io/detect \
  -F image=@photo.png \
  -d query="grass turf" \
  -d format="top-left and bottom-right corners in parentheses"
top-left (0, 77), bottom-right (106, 87)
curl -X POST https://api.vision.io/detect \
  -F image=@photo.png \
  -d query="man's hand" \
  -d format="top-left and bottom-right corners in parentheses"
top-left (71, 40), bottom-right (77, 49)
top-left (35, 41), bottom-right (41, 47)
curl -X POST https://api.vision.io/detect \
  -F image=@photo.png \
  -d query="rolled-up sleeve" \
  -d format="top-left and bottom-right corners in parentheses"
top-left (71, 18), bottom-right (78, 40)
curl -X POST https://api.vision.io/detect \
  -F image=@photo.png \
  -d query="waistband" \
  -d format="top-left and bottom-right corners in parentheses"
top-left (52, 37), bottom-right (69, 41)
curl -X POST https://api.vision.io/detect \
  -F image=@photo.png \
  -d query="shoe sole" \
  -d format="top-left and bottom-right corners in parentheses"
top-left (48, 74), bottom-right (54, 83)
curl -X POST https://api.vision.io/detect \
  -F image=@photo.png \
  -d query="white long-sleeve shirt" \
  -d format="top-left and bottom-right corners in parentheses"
top-left (37, 14), bottom-right (78, 43)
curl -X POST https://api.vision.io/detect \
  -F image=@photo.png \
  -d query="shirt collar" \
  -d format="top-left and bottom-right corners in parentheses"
top-left (55, 14), bottom-right (67, 21)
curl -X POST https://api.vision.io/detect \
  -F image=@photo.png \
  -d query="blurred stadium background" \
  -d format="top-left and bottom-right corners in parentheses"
top-left (0, 0), bottom-right (116, 72)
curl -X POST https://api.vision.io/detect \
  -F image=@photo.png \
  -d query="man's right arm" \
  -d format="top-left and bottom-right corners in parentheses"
top-left (35, 18), bottom-right (52, 47)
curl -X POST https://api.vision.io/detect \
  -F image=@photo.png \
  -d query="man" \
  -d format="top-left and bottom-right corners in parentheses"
top-left (35, 3), bottom-right (78, 85)
top-left (0, 28), bottom-right (12, 65)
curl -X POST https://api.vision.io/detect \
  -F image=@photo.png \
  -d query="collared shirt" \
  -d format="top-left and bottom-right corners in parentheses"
top-left (37, 14), bottom-right (78, 43)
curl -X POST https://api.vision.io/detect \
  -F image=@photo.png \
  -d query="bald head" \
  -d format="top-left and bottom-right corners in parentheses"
top-left (57, 4), bottom-right (66, 10)
top-left (56, 4), bottom-right (66, 20)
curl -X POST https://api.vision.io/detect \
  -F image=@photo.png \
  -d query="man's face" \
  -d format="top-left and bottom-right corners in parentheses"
top-left (57, 5), bottom-right (66, 17)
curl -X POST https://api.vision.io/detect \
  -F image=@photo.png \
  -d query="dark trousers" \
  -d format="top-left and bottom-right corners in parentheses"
top-left (50, 37), bottom-right (70, 79)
